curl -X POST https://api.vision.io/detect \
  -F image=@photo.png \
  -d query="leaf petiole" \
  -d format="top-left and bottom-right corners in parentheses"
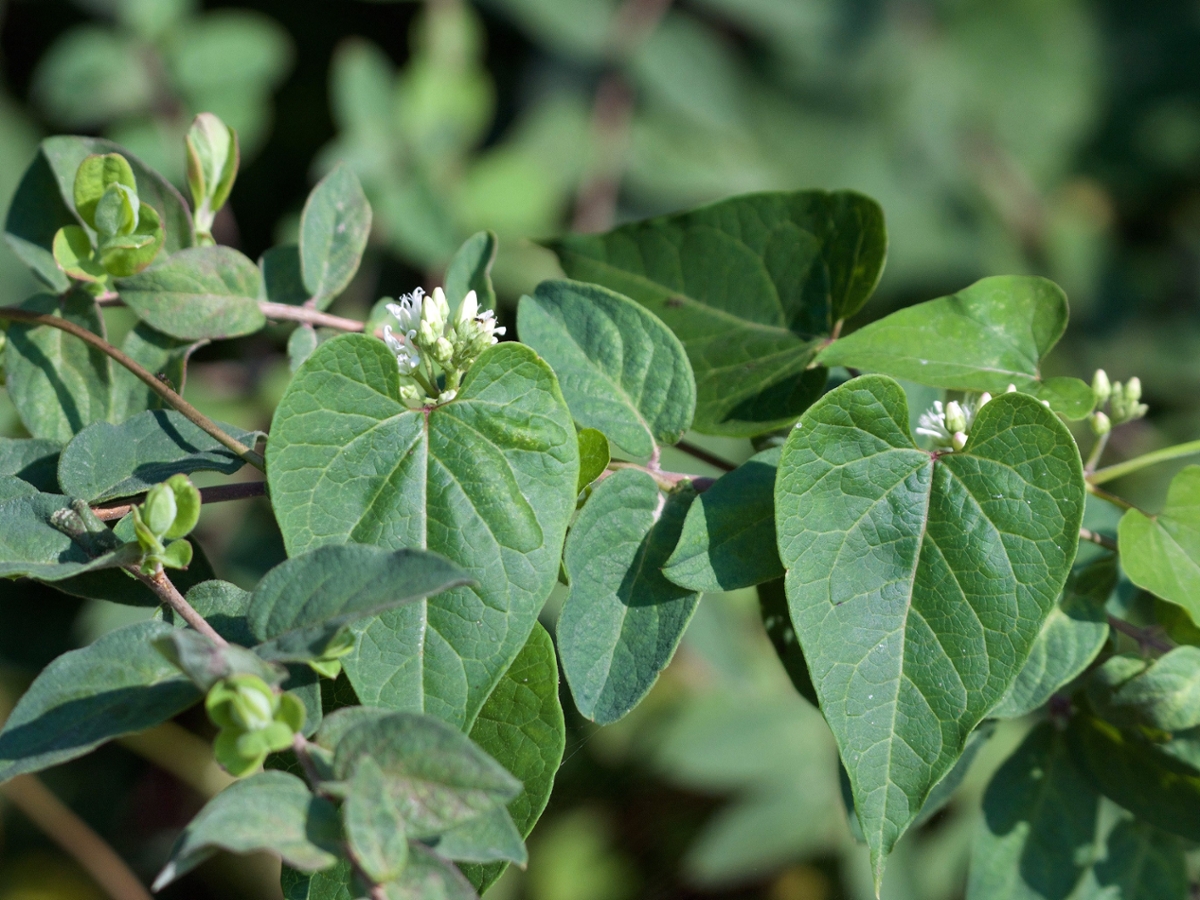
top-left (1089, 438), bottom-right (1200, 485)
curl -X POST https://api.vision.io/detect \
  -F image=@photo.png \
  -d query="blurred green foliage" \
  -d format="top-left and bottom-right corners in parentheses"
top-left (2, 0), bottom-right (1200, 898)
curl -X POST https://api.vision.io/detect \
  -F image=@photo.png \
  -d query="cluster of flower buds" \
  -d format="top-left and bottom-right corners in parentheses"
top-left (206, 674), bottom-right (306, 776)
top-left (1089, 369), bottom-right (1148, 436)
top-left (131, 474), bottom-right (200, 574)
top-left (382, 286), bottom-right (505, 408)
top-left (917, 387), bottom-right (1011, 451)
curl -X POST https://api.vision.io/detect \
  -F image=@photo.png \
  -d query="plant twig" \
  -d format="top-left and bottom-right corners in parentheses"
top-left (1079, 527), bottom-right (1118, 551)
top-left (131, 567), bottom-right (227, 646)
top-left (1107, 615), bottom-right (1173, 654)
top-left (290, 733), bottom-right (325, 788)
top-left (1084, 432), bottom-right (1110, 476)
top-left (259, 301), bottom-right (365, 333)
top-left (1086, 482), bottom-right (1135, 511)
top-left (675, 439), bottom-right (736, 472)
top-left (0, 306), bottom-right (264, 471)
top-left (1090, 438), bottom-right (1200, 485)
top-left (93, 481), bottom-right (267, 522)
top-left (1, 774), bottom-right (153, 900)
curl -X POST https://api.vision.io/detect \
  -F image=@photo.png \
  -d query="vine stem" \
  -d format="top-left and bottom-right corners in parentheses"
top-left (0, 306), bottom-right (264, 471)
top-left (93, 481), bottom-right (266, 522)
top-left (1, 774), bottom-right (154, 900)
top-left (1079, 527), bottom-right (1118, 551)
top-left (1083, 432), bottom-right (1109, 476)
top-left (674, 439), bottom-right (736, 472)
top-left (259, 301), bottom-right (365, 333)
top-left (1107, 615), bottom-right (1173, 654)
top-left (1089, 438), bottom-right (1200, 485)
top-left (132, 567), bottom-right (227, 646)
top-left (1086, 482), bottom-right (1135, 511)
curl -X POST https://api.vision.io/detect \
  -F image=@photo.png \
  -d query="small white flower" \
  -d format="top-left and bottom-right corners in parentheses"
top-left (916, 401), bottom-right (952, 443)
top-left (422, 286), bottom-right (450, 338)
top-left (454, 290), bottom-right (479, 330)
top-left (383, 325), bottom-right (421, 375)
top-left (387, 287), bottom-right (425, 337)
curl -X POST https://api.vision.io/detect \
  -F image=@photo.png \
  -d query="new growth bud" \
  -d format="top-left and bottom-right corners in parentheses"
top-left (206, 675), bottom-right (306, 777)
top-left (1092, 369), bottom-right (1111, 406)
top-left (131, 475), bottom-right (201, 575)
top-left (1090, 411), bottom-right (1112, 436)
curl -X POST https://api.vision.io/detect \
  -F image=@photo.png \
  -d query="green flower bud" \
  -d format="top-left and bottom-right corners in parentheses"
top-left (162, 474), bottom-right (201, 539)
top-left (1092, 369), bottom-right (1111, 406)
top-left (1090, 411), bottom-right (1112, 436)
top-left (206, 676), bottom-right (307, 777)
top-left (141, 482), bottom-right (178, 538)
top-left (944, 401), bottom-right (968, 435)
top-left (1125, 377), bottom-right (1142, 404)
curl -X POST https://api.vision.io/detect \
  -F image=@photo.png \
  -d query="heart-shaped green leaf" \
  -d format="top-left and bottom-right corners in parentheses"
top-left (817, 276), bottom-right (1093, 418)
top-left (548, 190), bottom-right (883, 435)
top-left (558, 469), bottom-right (699, 724)
top-left (116, 246), bottom-right (266, 340)
top-left (517, 280), bottom-right (696, 457)
top-left (267, 336), bottom-right (578, 728)
top-left (1119, 465), bottom-right (1200, 626)
top-left (774, 375), bottom-right (1084, 883)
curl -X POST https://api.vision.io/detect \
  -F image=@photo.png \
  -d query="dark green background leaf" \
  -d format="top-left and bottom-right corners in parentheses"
top-left (299, 163), bottom-right (372, 307)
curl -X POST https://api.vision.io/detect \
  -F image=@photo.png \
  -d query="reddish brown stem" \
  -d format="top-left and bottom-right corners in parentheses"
top-left (132, 567), bottom-right (227, 646)
top-left (93, 481), bottom-right (267, 522)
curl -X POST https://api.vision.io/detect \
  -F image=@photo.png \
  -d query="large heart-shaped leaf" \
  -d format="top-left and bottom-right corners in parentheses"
top-left (57, 410), bottom-right (261, 502)
top-left (0, 620), bottom-right (199, 783)
top-left (5, 136), bottom-right (193, 292)
top-left (267, 336), bottom-right (578, 729)
top-left (5, 292), bottom-right (112, 443)
top-left (1119, 465), bottom-right (1200, 626)
top-left (517, 279), bottom-right (695, 458)
top-left (817, 276), bottom-right (1094, 418)
top-left (548, 190), bottom-right (884, 435)
top-left (116, 246), bottom-right (266, 340)
top-left (774, 375), bottom-right (1083, 883)
top-left (558, 469), bottom-right (699, 724)
top-left (461, 622), bottom-right (564, 893)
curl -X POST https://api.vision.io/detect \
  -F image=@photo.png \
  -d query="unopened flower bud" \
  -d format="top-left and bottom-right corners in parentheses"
top-left (951, 431), bottom-right (968, 451)
top-left (1125, 377), bottom-right (1142, 404)
top-left (141, 482), bottom-right (178, 538)
top-left (945, 401), bottom-right (968, 435)
top-left (399, 382), bottom-right (423, 407)
top-left (977, 392), bottom-right (992, 409)
top-left (431, 336), bottom-right (454, 365)
top-left (1092, 369), bottom-right (1111, 405)
top-left (1006, 384), bottom-right (1018, 393)
top-left (1090, 411), bottom-right (1112, 436)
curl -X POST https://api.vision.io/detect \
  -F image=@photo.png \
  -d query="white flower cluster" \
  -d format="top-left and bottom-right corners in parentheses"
top-left (917, 387), bottom-right (1013, 451)
top-left (381, 286), bottom-right (505, 408)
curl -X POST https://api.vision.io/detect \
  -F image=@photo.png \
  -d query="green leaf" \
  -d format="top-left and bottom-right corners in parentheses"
top-left (1118, 465), bottom-right (1200, 626)
top-left (774, 375), bottom-right (1084, 882)
top-left (1094, 646), bottom-right (1200, 732)
top-left (0, 493), bottom-right (139, 581)
top-left (247, 544), bottom-right (471, 663)
top-left (5, 292), bottom-right (112, 442)
top-left (332, 711), bottom-right (522, 838)
top-left (1067, 709), bottom-right (1200, 843)
top-left (281, 860), bottom-right (355, 900)
top-left (380, 844), bottom-right (479, 900)
top-left (56, 536), bottom-right (216, 608)
top-left (444, 230), bottom-right (497, 314)
top-left (0, 438), bottom-right (61, 492)
top-left (663, 447), bottom-right (781, 591)
top-left (267, 337), bottom-right (578, 728)
top-left (116, 246), bottom-right (266, 340)
top-left (558, 470), bottom-right (699, 724)
top-left (345, 757), bottom-right (409, 882)
top-left (991, 555), bottom-right (1115, 719)
top-left (5, 136), bottom-right (193, 292)
top-left (0, 621), bottom-right (200, 783)
top-left (758, 577), bottom-right (817, 706)
top-left (517, 280), bottom-right (696, 457)
top-left (461, 622), bottom-right (564, 892)
top-left (817, 276), bottom-right (1091, 418)
top-left (110, 323), bottom-right (202, 421)
top-left (52, 225), bottom-right (106, 283)
top-left (57, 410), bottom-right (260, 502)
top-left (1076, 819), bottom-right (1189, 900)
top-left (299, 164), bottom-right (372, 308)
top-left (261, 245), bottom-right (310, 306)
top-left (153, 771), bottom-right (341, 890)
top-left (288, 325), bottom-right (319, 372)
top-left (0, 476), bottom-right (37, 502)
top-left (966, 722), bottom-right (1099, 900)
top-left (155, 629), bottom-right (286, 691)
top-left (173, 579), bottom-right (256, 645)
top-left (429, 807), bottom-right (526, 865)
top-left (548, 190), bottom-right (884, 435)
top-left (576, 428), bottom-right (610, 493)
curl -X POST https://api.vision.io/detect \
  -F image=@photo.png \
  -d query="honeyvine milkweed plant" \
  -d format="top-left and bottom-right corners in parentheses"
top-left (0, 111), bottom-right (1197, 899)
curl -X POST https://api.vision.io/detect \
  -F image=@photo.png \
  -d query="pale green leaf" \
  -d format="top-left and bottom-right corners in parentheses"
top-left (116, 246), bottom-right (266, 340)
top-left (663, 447), bottom-right (781, 591)
top-left (155, 629), bottom-right (285, 691)
top-left (775, 375), bottom-right (1084, 881)
top-left (517, 279), bottom-right (695, 457)
top-left (0, 621), bottom-right (199, 783)
top-left (345, 757), bottom-right (409, 883)
top-left (1119, 465), bottom-right (1200, 626)
top-left (380, 844), bottom-right (479, 900)
top-left (267, 337), bottom-right (578, 729)
top-left (1098, 646), bottom-right (1200, 732)
top-left (1075, 819), bottom-right (1188, 900)
top-left (549, 190), bottom-right (884, 435)
top-left (991, 555), bottom-right (1114, 719)
top-left (966, 723), bottom-right (1099, 900)
top-left (57, 410), bottom-right (260, 502)
top-left (817, 276), bottom-right (1092, 418)
top-left (430, 806), bottom-right (526, 865)
top-left (444, 230), bottom-right (497, 313)
top-left (0, 493), bottom-right (140, 581)
top-left (299, 164), bottom-right (372, 307)
top-left (154, 771), bottom-right (341, 889)
top-left (111, 323), bottom-right (201, 421)
top-left (576, 428), bottom-right (610, 493)
top-left (558, 469), bottom-right (699, 724)
top-left (5, 291), bottom-right (112, 442)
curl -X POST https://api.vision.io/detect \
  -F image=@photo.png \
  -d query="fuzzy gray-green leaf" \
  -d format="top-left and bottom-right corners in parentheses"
top-left (444, 230), bottom-right (497, 314)
top-left (299, 164), bottom-right (372, 307)
top-left (517, 280), bottom-right (695, 457)
top-left (558, 469), bottom-right (699, 724)
top-left (775, 375), bottom-right (1084, 882)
